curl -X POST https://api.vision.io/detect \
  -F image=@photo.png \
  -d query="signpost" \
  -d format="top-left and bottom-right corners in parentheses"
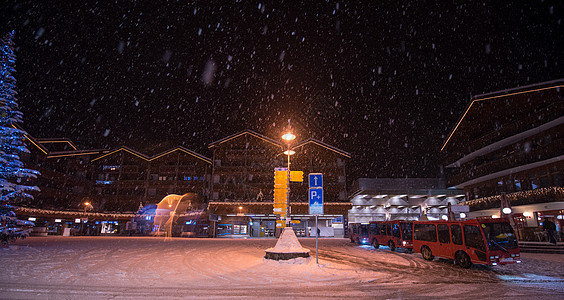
top-left (309, 173), bottom-right (323, 264)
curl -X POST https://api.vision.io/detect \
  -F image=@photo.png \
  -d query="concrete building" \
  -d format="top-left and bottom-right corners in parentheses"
top-left (442, 79), bottom-right (564, 241)
top-left (348, 178), bottom-right (465, 224)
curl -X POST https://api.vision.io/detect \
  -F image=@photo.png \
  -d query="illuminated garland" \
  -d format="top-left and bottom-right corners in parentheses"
top-left (461, 187), bottom-right (564, 207)
top-left (14, 206), bottom-right (136, 219)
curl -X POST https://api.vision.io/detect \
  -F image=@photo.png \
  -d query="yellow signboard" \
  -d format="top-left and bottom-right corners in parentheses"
top-left (290, 220), bottom-right (300, 224)
top-left (290, 171), bottom-right (303, 182)
top-left (273, 203), bottom-right (287, 208)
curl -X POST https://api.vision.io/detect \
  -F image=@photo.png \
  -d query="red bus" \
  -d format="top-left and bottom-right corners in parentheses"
top-left (349, 223), bottom-right (370, 245)
top-left (413, 218), bottom-right (521, 268)
top-left (368, 221), bottom-right (413, 251)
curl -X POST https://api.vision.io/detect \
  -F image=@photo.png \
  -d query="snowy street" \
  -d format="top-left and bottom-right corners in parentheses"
top-left (0, 237), bottom-right (563, 299)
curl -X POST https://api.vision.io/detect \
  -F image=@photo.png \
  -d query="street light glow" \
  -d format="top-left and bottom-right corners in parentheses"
top-left (283, 150), bottom-right (295, 155)
top-left (282, 133), bottom-right (296, 141)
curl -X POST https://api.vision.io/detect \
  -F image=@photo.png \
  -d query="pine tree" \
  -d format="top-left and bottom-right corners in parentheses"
top-left (0, 30), bottom-right (40, 243)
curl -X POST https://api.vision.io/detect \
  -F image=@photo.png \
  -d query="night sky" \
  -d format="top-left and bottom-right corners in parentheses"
top-left (1, 1), bottom-right (562, 180)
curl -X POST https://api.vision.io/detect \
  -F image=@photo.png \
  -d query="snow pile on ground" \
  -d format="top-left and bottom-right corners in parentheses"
top-left (265, 227), bottom-right (310, 253)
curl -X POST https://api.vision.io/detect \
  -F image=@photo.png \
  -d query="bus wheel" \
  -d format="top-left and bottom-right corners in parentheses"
top-left (372, 239), bottom-right (379, 249)
top-left (388, 241), bottom-right (396, 251)
top-left (421, 246), bottom-right (434, 261)
top-left (455, 252), bottom-right (472, 269)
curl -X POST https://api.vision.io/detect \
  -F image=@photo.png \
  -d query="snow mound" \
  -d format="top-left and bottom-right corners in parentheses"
top-left (265, 227), bottom-right (310, 254)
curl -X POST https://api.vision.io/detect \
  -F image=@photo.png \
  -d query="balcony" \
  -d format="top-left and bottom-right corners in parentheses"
top-left (447, 139), bottom-right (563, 186)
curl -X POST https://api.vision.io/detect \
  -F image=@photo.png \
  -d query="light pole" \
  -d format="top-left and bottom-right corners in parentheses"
top-left (282, 129), bottom-right (296, 226)
top-left (82, 201), bottom-right (91, 235)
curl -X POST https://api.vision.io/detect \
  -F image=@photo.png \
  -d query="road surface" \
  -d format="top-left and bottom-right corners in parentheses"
top-left (0, 237), bottom-right (562, 299)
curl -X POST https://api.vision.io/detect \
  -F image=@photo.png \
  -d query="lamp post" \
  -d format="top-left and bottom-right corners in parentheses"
top-left (282, 130), bottom-right (296, 226)
top-left (82, 201), bottom-right (91, 235)
top-left (264, 121), bottom-right (309, 260)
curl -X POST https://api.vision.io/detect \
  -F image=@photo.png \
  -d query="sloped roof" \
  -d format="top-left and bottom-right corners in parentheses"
top-left (292, 138), bottom-right (351, 158)
top-left (91, 146), bottom-right (212, 164)
top-left (441, 79), bottom-right (564, 151)
top-left (208, 129), bottom-right (283, 149)
top-left (36, 138), bottom-right (78, 151)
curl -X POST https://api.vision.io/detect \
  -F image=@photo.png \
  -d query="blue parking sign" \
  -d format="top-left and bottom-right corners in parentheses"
top-left (309, 188), bottom-right (323, 215)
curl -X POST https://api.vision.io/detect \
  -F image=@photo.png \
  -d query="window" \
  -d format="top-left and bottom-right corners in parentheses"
top-left (414, 224), bottom-right (437, 242)
top-left (513, 179), bottom-right (522, 191)
top-left (451, 225), bottom-right (463, 245)
top-left (463, 225), bottom-right (485, 252)
top-left (401, 222), bottom-right (413, 240)
top-left (370, 223), bottom-right (377, 235)
top-left (392, 224), bottom-right (401, 238)
top-left (530, 175), bottom-right (539, 189)
top-left (379, 223), bottom-right (386, 235)
top-left (437, 224), bottom-right (450, 244)
top-left (553, 173), bottom-right (563, 187)
top-left (386, 223), bottom-right (392, 236)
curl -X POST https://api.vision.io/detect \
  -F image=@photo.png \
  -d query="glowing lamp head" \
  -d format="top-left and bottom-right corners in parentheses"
top-left (283, 150), bottom-right (296, 156)
top-left (282, 133), bottom-right (296, 141)
top-left (441, 215), bottom-right (448, 220)
top-left (238, 206), bottom-right (243, 210)
top-left (502, 207), bottom-right (512, 214)
top-left (460, 212), bottom-right (466, 219)
top-left (84, 202), bottom-right (90, 206)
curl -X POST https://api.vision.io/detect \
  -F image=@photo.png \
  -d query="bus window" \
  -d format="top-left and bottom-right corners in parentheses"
top-left (414, 224), bottom-right (437, 242)
top-left (379, 223), bottom-right (386, 235)
top-left (463, 225), bottom-right (486, 252)
top-left (392, 224), bottom-right (401, 238)
top-left (437, 224), bottom-right (450, 244)
top-left (370, 223), bottom-right (376, 235)
top-left (386, 223), bottom-right (392, 236)
top-left (361, 224), bottom-right (369, 236)
top-left (401, 223), bottom-right (412, 240)
top-left (451, 224), bottom-right (463, 245)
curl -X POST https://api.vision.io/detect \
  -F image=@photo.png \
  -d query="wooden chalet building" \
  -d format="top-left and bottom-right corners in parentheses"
top-left (207, 130), bottom-right (351, 238)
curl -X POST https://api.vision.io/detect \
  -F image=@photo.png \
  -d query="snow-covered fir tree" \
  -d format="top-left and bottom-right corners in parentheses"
top-left (0, 30), bottom-right (40, 242)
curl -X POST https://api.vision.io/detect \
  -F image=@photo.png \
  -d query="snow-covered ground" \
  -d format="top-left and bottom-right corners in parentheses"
top-left (0, 237), bottom-right (563, 299)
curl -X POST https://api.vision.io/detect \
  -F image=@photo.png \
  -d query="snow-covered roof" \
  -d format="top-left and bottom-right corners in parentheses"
top-left (292, 138), bottom-right (351, 158)
top-left (441, 79), bottom-right (564, 152)
top-left (208, 129), bottom-right (283, 149)
top-left (91, 146), bottom-right (212, 164)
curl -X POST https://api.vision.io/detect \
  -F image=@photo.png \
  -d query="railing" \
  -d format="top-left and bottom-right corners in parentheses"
top-left (448, 140), bottom-right (563, 186)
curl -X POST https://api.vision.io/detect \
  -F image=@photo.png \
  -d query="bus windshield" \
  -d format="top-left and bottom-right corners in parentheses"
top-left (481, 222), bottom-right (519, 251)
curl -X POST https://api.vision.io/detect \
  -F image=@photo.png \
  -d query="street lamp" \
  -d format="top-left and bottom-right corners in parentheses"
top-left (82, 201), bottom-right (92, 235)
top-left (282, 125), bottom-right (296, 226)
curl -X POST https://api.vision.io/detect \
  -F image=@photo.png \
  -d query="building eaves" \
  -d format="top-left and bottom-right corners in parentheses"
top-left (208, 129), bottom-right (283, 149)
top-left (441, 79), bottom-right (564, 152)
top-left (292, 138), bottom-right (351, 158)
top-left (91, 146), bottom-right (211, 164)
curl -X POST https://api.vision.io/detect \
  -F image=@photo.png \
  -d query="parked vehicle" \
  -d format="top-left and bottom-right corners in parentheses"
top-left (412, 218), bottom-right (520, 268)
top-left (369, 220), bottom-right (413, 251)
top-left (349, 223), bottom-right (370, 245)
